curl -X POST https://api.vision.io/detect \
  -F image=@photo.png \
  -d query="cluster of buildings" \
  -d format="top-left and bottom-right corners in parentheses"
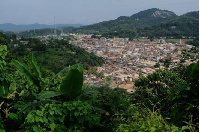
top-left (71, 35), bottom-right (198, 93)
top-left (16, 33), bottom-right (198, 93)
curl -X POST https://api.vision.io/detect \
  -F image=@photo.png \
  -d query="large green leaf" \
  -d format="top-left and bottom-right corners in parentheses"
top-left (0, 82), bottom-right (17, 98)
top-left (12, 60), bottom-right (40, 87)
top-left (0, 86), bottom-right (7, 98)
top-left (0, 83), bottom-right (9, 98)
top-left (30, 53), bottom-right (41, 79)
top-left (60, 64), bottom-right (83, 98)
top-left (37, 91), bottom-right (64, 100)
top-left (9, 83), bottom-right (16, 93)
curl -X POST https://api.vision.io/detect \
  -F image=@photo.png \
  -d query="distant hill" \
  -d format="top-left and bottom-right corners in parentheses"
top-left (138, 11), bottom-right (199, 38)
top-left (130, 8), bottom-right (177, 19)
top-left (3, 8), bottom-right (198, 39)
top-left (63, 9), bottom-right (198, 39)
top-left (182, 11), bottom-right (199, 19)
top-left (64, 8), bottom-right (178, 34)
top-left (17, 28), bottom-right (57, 38)
top-left (0, 23), bottom-right (83, 32)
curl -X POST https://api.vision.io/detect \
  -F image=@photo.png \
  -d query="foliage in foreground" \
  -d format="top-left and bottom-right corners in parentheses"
top-left (115, 105), bottom-right (193, 132)
top-left (133, 62), bottom-right (199, 131)
top-left (23, 101), bottom-right (100, 132)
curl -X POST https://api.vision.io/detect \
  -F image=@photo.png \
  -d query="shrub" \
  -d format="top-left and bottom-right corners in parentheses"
top-left (23, 101), bottom-right (101, 132)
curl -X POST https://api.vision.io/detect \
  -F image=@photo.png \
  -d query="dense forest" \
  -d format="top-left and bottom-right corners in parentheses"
top-left (0, 26), bottom-right (199, 132)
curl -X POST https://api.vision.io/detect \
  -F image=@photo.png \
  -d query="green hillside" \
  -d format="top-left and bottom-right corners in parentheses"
top-left (138, 11), bottom-right (199, 38)
top-left (13, 9), bottom-right (198, 40)
top-left (62, 9), bottom-right (198, 39)
top-left (8, 38), bottom-right (104, 73)
top-left (183, 11), bottom-right (199, 19)
top-left (63, 8), bottom-right (178, 34)
top-left (34, 40), bottom-right (104, 73)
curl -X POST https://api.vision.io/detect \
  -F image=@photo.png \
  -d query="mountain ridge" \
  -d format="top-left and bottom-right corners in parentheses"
top-left (65, 8), bottom-right (179, 33)
top-left (62, 9), bottom-right (198, 39)
top-left (137, 11), bottom-right (199, 38)
top-left (130, 8), bottom-right (177, 19)
top-left (0, 23), bottom-right (84, 32)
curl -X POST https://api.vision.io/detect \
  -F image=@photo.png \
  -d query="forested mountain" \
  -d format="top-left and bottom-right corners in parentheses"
top-left (130, 8), bottom-right (177, 19)
top-left (182, 11), bottom-right (199, 19)
top-left (5, 8), bottom-right (198, 39)
top-left (13, 10), bottom-right (199, 40)
top-left (137, 11), bottom-right (199, 38)
top-left (64, 8), bottom-right (178, 34)
top-left (0, 23), bottom-right (83, 32)
top-left (62, 9), bottom-right (198, 39)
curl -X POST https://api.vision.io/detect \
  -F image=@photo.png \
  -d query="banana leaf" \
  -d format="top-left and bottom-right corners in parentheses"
top-left (60, 64), bottom-right (83, 98)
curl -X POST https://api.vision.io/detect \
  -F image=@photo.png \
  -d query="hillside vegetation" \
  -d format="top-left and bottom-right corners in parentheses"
top-left (138, 12), bottom-right (199, 38)
top-left (67, 8), bottom-right (177, 33)
top-left (6, 36), bottom-right (104, 73)
top-left (63, 9), bottom-right (198, 39)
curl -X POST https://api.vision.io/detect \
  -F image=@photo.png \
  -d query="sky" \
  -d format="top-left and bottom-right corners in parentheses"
top-left (0, 0), bottom-right (199, 25)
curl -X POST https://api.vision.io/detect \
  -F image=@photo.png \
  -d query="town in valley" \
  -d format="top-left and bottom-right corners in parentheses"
top-left (16, 33), bottom-right (199, 93)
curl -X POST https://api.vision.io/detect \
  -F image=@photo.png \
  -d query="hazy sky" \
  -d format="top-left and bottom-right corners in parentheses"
top-left (0, 0), bottom-right (199, 25)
